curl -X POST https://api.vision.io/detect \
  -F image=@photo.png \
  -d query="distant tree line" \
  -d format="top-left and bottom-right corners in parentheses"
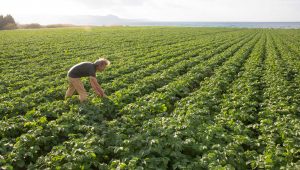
top-left (0, 14), bottom-right (17, 30)
top-left (0, 14), bottom-right (83, 30)
top-left (18, 23), bottom-right (76, 29)
top-left (18, 23), bottom-right (43, 29)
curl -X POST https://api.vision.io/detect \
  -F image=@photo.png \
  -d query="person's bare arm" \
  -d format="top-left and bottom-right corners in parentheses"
top-left (89, 76), bottom-right (106, 97)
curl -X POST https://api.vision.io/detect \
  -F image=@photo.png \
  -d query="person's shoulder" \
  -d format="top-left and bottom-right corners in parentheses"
top-left (81, 62), bottom-right (95, 65)
top-left (76, 62), bottom-right (93, 66)
top-left (72, 62), bottom-right (94, 69)
top-left (79, 62), bottom-right (92, 64)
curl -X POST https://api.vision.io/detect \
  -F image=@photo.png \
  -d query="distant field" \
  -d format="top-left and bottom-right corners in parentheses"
top-left (0, 27), bottom-right (299, 169)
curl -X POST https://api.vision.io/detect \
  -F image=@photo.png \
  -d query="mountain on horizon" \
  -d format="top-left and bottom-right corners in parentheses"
top-left (61, 14), bottom-right (145, 25)
top-left (16, 14), bottom-right (149, 26)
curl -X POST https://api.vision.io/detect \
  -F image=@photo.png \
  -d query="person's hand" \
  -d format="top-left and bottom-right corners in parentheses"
top-left (102, 93), bottom-right (108, 98)
top-left (98, 90), bottom-right (107, 98)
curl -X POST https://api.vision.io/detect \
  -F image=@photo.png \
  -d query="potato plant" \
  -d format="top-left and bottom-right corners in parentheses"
top-left (0, 27), bottom-right (299, 169)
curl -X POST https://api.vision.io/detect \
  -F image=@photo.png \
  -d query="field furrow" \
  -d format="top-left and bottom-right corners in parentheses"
top-left (1, 31), bottom-right (257, 168)
top-left (0, 31), bottom-right (251, 118)
top-left (1, 27), bottom-right (299, 169)
top-left (28, 32), bottom-right (261, 169)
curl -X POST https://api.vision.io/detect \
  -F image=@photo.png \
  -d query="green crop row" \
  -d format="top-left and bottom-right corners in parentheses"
top-left (0, 27), bottom-right (299, 169)
top-left (16, 32), bottom-right (259, 169)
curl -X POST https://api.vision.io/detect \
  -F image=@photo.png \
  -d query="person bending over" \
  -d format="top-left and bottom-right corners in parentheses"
top-left (65, 58), bottom-right (110, 102)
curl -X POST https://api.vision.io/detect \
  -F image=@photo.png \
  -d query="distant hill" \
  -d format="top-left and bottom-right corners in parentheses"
top-left (57, 15), bottom-right (138, 25)
top-left (16, 14), bottom-right (148, 26)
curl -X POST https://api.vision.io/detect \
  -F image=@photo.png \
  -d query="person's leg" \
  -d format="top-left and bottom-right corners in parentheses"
top-left (65, 78), bottom-right (76, 98)
top-left (71, 78), bottom-right (88, 102)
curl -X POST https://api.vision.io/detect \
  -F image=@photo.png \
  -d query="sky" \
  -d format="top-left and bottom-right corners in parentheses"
top-left (1, 0), bottom-right (299, 24)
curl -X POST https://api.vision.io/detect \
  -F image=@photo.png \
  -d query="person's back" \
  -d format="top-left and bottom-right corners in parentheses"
top-left (68, 62), bottom-right (97, 78)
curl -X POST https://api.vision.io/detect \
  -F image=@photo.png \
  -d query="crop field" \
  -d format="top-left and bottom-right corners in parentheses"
top-left (0, 27), bottom-right (300, 169)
